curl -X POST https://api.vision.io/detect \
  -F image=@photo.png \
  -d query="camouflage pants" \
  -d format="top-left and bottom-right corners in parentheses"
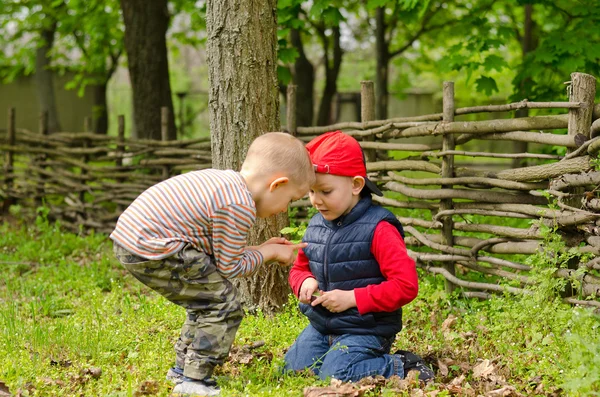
top-left (113, 243), bottom-right (243, 380)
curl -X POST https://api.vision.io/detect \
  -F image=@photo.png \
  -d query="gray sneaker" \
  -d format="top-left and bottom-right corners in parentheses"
top-left (166, 367), bottom-right (185, 384)
top-left (172, 380), bottom-right (221, 396)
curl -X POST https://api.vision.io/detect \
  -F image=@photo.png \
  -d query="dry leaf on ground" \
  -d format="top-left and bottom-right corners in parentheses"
top-left (441, 314), bottom-right (457, 332)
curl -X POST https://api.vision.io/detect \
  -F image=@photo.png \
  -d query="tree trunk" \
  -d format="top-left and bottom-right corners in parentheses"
top-left (35, 23), bottom-right (62, 134)
top-left (93, 81), bottom-right (108, 134)
top-left (375, 7), bottom-right (389, 120)
top-left (512, 4), bottom-right (535, 167)
top-left (291, 28), bottom-right (314, 126)
top-left (207, 0), bottom-right (290, 314)
top-left (120, 0), bottom-right (176, 140)
top-left (316, 26), bottom-right (343, 126)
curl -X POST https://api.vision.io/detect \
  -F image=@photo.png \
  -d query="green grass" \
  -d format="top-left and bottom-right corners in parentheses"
top-left (1, 215), bottom-right (600, 396)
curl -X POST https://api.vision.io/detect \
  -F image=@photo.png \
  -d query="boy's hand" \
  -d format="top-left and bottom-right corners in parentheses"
top-left (298, 278), bottom-right (319, 304)
top-left (259, 242), bottom-right (307, 266)
top-left (311, 289), bottom-right (356, 313)
top-left (247, 237), bottom-right (293, 251)
top-left (260, 237), bottom-right (294, 247)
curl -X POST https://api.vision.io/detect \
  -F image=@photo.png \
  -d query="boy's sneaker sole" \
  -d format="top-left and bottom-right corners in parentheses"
top-left (172, 380), bottom-right (220, 396)
top-left (166, 367), bottom-right (185, 384)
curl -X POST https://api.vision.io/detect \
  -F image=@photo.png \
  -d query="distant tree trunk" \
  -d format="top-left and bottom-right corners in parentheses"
top-left (291, 28), bottom-right (314, 126)
top-left (93, 82), bottom-right (108, 134)
top-left (316, 25), bottom-right (343, 126)
top-left (512, 4), bottom-right (536, 168)
top-left (207, 0), bottom-right (289, 314)
top-left (120, 0), bottom-right (176, 140)
top-left (35, 23), bottom-right (62, 133)
top-left (375, 7), bottom-right (389, 120)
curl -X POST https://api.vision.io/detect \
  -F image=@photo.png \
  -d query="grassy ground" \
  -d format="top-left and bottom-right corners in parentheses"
top-left (1, 214), bottom-right (600, 396)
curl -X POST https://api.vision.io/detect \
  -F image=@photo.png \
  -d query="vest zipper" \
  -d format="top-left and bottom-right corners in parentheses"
top-left (323, 225), bottom-right (338, 292)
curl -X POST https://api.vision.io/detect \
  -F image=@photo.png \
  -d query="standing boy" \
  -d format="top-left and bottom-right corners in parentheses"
top-left (111, 132), bottom-right (315, 396)
top-left (284, 130), bottom-right (433, 382)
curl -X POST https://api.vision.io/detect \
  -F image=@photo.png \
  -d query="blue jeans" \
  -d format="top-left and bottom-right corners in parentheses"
top-left (283, 324), bottom-right (404, 382)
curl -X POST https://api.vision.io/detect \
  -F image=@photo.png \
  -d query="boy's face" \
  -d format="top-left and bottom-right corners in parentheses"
top-left (256, 179), bottom-right (307, 218)
top-left (309, 173), bottom-right (363, 221)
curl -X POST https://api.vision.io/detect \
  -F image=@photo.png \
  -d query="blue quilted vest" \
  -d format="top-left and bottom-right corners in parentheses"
top-left (299, 197), bottom-right (405, 337)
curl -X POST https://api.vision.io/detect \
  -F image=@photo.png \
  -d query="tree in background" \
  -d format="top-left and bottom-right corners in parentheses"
top-left (279, 0), bottom-right (346, 126)
top-left (206, 0), bottom-right (288, 313)
top-left (0, 0), bottom-right (123, 134)
top-left (0, 1), bottom-right (64, 133)
top-left (56, 0), bottom-right (123, 134)
top-left (120, 0), bottom-right (176, 140)
top-left (369, 0), bottom-right (494, 120)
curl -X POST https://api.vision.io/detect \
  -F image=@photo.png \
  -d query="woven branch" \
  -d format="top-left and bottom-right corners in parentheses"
top-left (454, 100), bottom-right (582, 114)
top-left (550, 171), bottom-right (600, 190)
top-left (458, 261), bottom-right (534, 285)
top-left (387, 172), bottom-right (548, 190)
top-left (495, 156), bottom-right (591, 182)
top-left (422, 150), bottom-right (561, 160)
top-left (434, 209), bottom-right (533, 221)
top-left (385, 181), bottom-right (548, 205)
top-left (359, 141), bottom-right (442, 151)
top-left (398, 115), bottom-right (568, 138)
top-left (294, 114), bottom-right (444, 135)
top-left (414, 263), bottom-right (532, 295)
top-left (456, 131), bottom-right (577, 147)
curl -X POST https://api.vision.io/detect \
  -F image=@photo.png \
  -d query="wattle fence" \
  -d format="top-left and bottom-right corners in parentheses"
top-left (1, 72), bottom-right (599, 307)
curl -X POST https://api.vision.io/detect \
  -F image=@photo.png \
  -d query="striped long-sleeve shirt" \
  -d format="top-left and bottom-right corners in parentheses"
top-left (110, 169), bottom-right (263, 279)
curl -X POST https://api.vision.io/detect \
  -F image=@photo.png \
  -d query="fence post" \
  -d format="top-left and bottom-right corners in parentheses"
top-left (441, 81), bottom-right (456, 294)
top-left (2, 108), bottom-right (16, 213)
top-left (568, 72), bottom-right (596, 142)
top-left (361, 81), bottom-right (376, 162)
top-left (563, 72), bottom-right (597, 296)
top-left (286, 84), bottom-right (297, 136)
top-left (35, 111), bottom-right (49, 207)
top-left (116, 115), bottom-right (126, 214)
top-left (161, 106), bottom-right (170, 179)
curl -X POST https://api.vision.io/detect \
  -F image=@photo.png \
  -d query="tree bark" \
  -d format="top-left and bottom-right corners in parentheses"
top-left (316, 25), bottom-right (343, 126)
top-left (375, 7), bottom-right (389, 120)
top-left (93, 81), bottom-right (108, 134)
top-left (290, 28), bottom-right (314, 126)
top-left (512, 4), bottom-right (536, 168)
top-left (120, 0), bottom-right (176, 140)
top-left (35, 22), bottom-right (62, 134)
top-left (206, 0), bottom-right (289, 314)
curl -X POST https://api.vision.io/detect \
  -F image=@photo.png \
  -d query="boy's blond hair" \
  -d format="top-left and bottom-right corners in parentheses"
top-left (242, 132), bottom-right (315, 187)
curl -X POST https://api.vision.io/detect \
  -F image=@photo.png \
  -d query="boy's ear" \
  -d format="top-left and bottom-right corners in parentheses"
top-left (269, 177), bottom-right (289, 192)
top-left (352, 176), bottom-right (366, 195)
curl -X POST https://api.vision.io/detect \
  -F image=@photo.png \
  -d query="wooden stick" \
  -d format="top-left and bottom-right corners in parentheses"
top-left (456, 131), bottom-right (577, 147)
top-left (415, 264), bottom-right (532, 295)
top-left (385, 181), bottom-right (548, 205)
top-left (422, 150), bottom-right (561, 160)
top-left (398, 115), bottom-right (568, 138)
top-left (495, 156), bottom-right (591, 182)
top-left (455, 100), bottom-right (582, 115)
top-left (388, 172), bottom-right (548, 190)
top-left (286, 84), bottom-right (297, 135)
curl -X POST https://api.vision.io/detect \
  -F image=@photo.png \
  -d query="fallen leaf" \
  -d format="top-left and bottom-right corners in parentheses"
top-left (485, 385), bottom-right (518, 396)
top-left (473, 359), bottom-right (495, 379)
top-left (441, 314), bottom-right (457, 332)
top-left (133, 380), bottom-right (160, 396)
top-left (80, 367), bottom-right (102, 379)
top-left (437, 359), bottom-right (449, 377)
top-left (0, 381), bottom-right (10, 397)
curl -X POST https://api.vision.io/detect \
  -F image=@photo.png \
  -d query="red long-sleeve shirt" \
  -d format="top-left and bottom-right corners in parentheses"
top-left (288, 221), bottom-right (418, 314)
